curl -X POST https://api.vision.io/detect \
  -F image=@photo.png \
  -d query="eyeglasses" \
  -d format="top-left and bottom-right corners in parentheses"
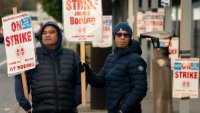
top-left (115, 33), bottom-right (130, 38)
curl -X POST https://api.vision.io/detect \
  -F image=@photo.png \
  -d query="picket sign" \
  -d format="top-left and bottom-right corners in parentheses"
top-left (62, 0), bottom-right (103, 106)
top-left (12, 7), bottom-right (29, 101)
top-left (80, 41), bottom-right (86, 106)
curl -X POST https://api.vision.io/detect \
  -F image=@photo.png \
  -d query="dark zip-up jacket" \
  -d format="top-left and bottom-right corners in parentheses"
top-left (87, 39), bottom-right (147, 113)
top-left (15, 21), bottom-right (81, 113)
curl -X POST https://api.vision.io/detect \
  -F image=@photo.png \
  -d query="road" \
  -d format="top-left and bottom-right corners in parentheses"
top-left (0, 44), bottom-right (16, 113)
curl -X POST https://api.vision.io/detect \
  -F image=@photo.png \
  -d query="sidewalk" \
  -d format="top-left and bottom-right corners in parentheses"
top-left (8, 90), bottom-right (200, 113)
top-left (8, 101), bottom-right (107, 113)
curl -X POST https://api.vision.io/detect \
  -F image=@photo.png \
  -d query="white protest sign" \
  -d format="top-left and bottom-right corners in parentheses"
top-left (160, 38), bottom-right (179, 70)
top-left (173, 58), bottom-right (199, 98)
top-left (62, 0), bottom-right (102, 42)
top-left (92, 16), bottom-right (112, 48)
top-left (2, 12), bottom-right (36, 76)
top-left (137, 12), bottom-right (146, 37)
top-left (145, 11), bottom-right (164, 32)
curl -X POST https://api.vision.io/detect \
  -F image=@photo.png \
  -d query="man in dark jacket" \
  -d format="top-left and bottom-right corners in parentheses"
top-left (84, 22), bottom-right (147, 113)
top-left (15, 21), bottom-right (82, 113)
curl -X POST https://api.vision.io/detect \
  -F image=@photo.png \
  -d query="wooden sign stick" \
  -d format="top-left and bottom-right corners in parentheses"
top-left (12, 7), bottom-right (29, 101)
top-left (80, 41), bottom-right (86, 106)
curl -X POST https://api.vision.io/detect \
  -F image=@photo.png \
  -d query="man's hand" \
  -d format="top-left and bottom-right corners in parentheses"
top-left (118, 110), bottom-right (123, 113)
top-left (79, 63), bottom-right (92, 76)
top-left (82, 63), bottom-right (92, 75)
top-left (79, 62), bottom-right (85, 72)
top-left (26, 109), bottom-right (31, 113)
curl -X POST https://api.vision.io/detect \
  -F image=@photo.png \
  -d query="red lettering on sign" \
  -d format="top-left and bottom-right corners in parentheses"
top-left (11, 21), bottom-right (22, 32)
top-left (17, 62), bottom-right (34, 70)
top-left (169, 49), bottom-right (177, 55)
top-left (70, 17), bottom-right (95, 25)
top-left (10, 67), bottom-right (16, 71)
top-left (66, 0), bottom-right (97, 10)
top-left (175, 71), bottom-right (198, 79)
top-left (5, 31), bottom-right (32, 47)
top-left (182, 63), bottom-right (191, 69)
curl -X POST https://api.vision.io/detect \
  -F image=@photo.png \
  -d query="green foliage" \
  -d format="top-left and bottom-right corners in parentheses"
top-left (0, 0), bottom-right (39, 26)
top-left (0, 0), bottom-right (23, 25)
top-left (21, 0), bottom-right (39, 11)
top-left (40, 0), bottom-right (62, 23)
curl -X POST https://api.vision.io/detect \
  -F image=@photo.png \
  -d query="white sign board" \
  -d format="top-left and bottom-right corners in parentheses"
top-left (145, 11), bottom-right (164, 32)
top-left (173, 58), bottom-right (199, 98)
top-left (2, 12), bottom-right (36, 76)
top-left (62, 0), bottom-right (102, 42)
top-left (92, 16), bottom-right (112, 48)
top-left (137, 12), bottom-right (146, 37)
top-left (137, 11), bottom-right (164, 37)
top-left (160, 38), bottom-right (179, 69)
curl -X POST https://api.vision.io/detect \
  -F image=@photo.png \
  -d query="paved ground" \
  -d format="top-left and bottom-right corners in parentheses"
top-left (8, 89), bottom-right (200, 113)
top-left (7, 76), bottom-right (200, 113)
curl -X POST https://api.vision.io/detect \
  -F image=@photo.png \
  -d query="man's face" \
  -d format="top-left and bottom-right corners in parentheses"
top-left (114, 30), bottom-right (130, 48)
top-left (42, 26), bottom-right (58, 49)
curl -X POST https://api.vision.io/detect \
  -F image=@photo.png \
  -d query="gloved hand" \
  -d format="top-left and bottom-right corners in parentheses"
top-left (82, 63), bottom-right (92, 75)
top-left (79, 62), bottom-right (85, 72)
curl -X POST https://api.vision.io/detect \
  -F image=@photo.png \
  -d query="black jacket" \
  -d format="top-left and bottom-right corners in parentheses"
top-left (15, 21), bottom-right (81, 113)
top-left (87, 39), bottom-right (147, 113)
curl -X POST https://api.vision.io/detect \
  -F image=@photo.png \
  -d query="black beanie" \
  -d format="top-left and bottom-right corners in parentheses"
top-left (112, 22), bottom-right (132, 39)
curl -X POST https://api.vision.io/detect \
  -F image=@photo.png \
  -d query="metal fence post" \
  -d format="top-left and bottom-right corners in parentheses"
top-left (152, 47), bottom-right (172, 113)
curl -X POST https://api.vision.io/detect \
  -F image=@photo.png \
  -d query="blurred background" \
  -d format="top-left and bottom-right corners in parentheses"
top-left (0, 0), bottom-right (200, 113)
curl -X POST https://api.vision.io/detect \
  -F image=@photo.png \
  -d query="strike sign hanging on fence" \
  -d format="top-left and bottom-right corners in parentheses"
top-left (2, 12), bottom-right (36, 76)
top-left (173, 58), bottom-right (199, 98)
top-left (62, 0), bottom-right (102, 42)
top-left (92, 16), bottom-right (112, 48)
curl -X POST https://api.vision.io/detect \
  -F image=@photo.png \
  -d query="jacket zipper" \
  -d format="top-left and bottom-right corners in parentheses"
top-left (53, 59), bottom-right (59, 111)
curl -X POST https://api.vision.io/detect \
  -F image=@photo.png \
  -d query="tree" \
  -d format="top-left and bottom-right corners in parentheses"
top-left (0, 0), bottom-right (24, 25)
top-left (0, 0), bottom-right (39, 26)
top-left (21, 0), bottom-right (39, 11)
top-left (40, 0), bottom-right (62, 23)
